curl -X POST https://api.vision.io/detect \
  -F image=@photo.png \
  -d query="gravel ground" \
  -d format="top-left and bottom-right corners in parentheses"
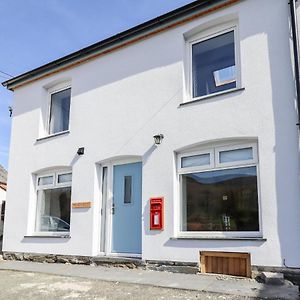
top-left (0, 270), bottom-right (254, 300)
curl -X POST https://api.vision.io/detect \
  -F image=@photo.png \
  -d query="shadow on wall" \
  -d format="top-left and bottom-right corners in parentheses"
top-left (267, 2), bottom-right (300, 268)
top-left (20, 237), bottom-right (70, 246)
top-left (12, 29), bottom-right (183, 118)
top-left (164, 239), bottom-right (266, 250)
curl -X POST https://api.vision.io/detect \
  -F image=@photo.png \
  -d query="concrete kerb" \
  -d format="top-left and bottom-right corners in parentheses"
top-left (0, 260), bottom-right (298, 299)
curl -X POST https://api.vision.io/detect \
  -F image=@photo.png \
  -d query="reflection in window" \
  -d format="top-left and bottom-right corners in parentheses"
top-left (36, 187), bottom-right (71, 232)
top-left (192, 31), bottom-right (236, 98)
top-left (214, 66), bottom-right (236, 87)
top-left (49, 88), bottom-right (71, 134)
top-left (181, 167), bottom-right (259, 232)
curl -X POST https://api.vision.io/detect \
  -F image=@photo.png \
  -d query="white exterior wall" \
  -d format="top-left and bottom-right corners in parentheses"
top-left (3, 0), bottom-right (300, 267)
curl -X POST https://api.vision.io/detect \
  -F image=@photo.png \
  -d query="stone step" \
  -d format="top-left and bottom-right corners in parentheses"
top-left (260, 272), bottom-right (285, 285)
top-left (92, 256), bottom-right (145, 268)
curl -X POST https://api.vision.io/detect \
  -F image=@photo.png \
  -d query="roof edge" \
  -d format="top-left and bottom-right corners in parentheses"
top-left (2, 0), bottom-right (240, 91)
top-left (0, 182), bottom-right (7, 191)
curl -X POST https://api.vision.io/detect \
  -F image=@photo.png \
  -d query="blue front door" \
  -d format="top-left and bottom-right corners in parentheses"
top-left (112, 162), bottom-right (142, 254)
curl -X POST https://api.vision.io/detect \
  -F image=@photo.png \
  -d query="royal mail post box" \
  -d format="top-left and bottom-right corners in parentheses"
top-left (150, 197), bottom-right (164, 230)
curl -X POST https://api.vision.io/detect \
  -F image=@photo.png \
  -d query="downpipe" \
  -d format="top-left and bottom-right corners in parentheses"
top-left (289, 0), bottom-right (300, 128)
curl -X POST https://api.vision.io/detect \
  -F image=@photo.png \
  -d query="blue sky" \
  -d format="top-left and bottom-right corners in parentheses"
top-left (0, 0), bottom-right (193, 170)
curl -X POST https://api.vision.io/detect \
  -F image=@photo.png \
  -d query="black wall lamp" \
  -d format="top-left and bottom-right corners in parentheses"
top-left (77, 147), bottom-right (85, 155)
top-left (153, 134), bottom-right (164, 145)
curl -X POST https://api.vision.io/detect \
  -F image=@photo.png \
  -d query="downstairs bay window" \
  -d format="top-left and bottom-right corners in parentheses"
top-left (35, 171), bottom-right (72, 234)
top-left (178, 143), bottom-right (260, 237)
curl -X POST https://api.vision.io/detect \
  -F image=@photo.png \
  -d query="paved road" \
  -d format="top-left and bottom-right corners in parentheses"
top-left (0, 270), bottom-right (249, 300)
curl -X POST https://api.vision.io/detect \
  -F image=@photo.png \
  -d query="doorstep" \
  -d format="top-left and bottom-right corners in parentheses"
top-left (0, 260), bottom-right (298, 299)
top-left (93, 255), bottom-right (146, 268)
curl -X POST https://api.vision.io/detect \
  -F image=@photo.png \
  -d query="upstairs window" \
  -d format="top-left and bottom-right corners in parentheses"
top-left (48, 88), bottom-right (71, 134)
top-left (190, 28), bottom-right (238, 99)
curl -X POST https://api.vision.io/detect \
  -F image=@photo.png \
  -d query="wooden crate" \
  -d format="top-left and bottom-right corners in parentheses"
top-left (200, 251), bottom-right (251, 278)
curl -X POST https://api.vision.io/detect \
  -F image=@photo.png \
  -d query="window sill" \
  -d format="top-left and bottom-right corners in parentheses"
top-left (170, 236), bottom-right (266, 241)
top-left (24, 234), bottom-right (70, 239)
top-left (36, 130), bottom-right (70, 142)
top-left (179, 87), bottom-right (245, 107)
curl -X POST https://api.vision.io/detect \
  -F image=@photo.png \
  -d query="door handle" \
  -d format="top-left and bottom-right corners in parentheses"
top-left (111, 203), bottom-right (115, 215)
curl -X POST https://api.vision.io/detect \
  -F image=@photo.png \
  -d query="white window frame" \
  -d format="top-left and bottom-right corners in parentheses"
top-left (176, 142), bottom-right (262, 239)
top-left (56, 171), bottom-right (72, 187)
top-left (36, 174), bottom-right (54, 189)
top-left (186, 21), bottom-right (241, 102)
top-left (178, 149), bottom-right (214, 174)
top-left (34, 170), bottom-right (72, 236)
top-left (215, 143), bottom-right (258, 168)
top-left (46, 83), bottom-right (72, 136)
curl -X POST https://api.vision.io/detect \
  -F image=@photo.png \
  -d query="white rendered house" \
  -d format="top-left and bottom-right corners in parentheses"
top-left (2, 0), bottom-right (300, 272)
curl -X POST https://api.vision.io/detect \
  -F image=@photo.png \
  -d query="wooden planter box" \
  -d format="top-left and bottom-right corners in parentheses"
top-left (200, 251), bottom-right (251, 278)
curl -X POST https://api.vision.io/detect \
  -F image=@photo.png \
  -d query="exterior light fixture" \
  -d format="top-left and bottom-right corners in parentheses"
top-left (153, 134), bottom-right (164, 145)
top-left (77, 147), bottom-right (85, 155)
top-left (8, 106), bottom-right (13, 117)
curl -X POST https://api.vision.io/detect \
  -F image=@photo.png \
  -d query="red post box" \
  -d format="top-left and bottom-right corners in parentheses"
top-left (150, 197), bottom-right (164, 230)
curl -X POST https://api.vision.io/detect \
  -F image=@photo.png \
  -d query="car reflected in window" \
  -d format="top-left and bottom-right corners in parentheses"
top-left (40, 215), bottom-right (70, 232)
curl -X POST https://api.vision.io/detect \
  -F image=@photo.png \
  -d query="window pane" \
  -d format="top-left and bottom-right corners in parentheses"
top-left (181, 167), bottom-right (259, 232)
top-left (38, 176), bottom-right (53, 186)
top-left (49, 88), bottom-right (71, 134)
top-left (124, 176), bottom-right (132, 204)
top-left (181, 153), bottom-right (210, 168)
top-left (35, 187), bottom-right (71, 232)
top-left (58, 173), bottom-right (72, 184)
top-left (219, 147), bottom-right (253, 163)
top-left (192, 31), bottom-right (236, 98)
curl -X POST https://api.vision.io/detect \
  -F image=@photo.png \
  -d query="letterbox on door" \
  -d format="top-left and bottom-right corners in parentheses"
top-left (150, 197), bottom-right (164, 230)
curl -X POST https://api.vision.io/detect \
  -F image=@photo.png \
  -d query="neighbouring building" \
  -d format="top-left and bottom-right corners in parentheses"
top-left (2, 0), bottom-right (300, 273)
top-left (0, 165), bottom-right (7, 237)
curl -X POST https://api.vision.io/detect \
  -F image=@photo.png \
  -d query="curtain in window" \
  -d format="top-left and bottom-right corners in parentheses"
top-left (35, 190), bottom-right (46, 231)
